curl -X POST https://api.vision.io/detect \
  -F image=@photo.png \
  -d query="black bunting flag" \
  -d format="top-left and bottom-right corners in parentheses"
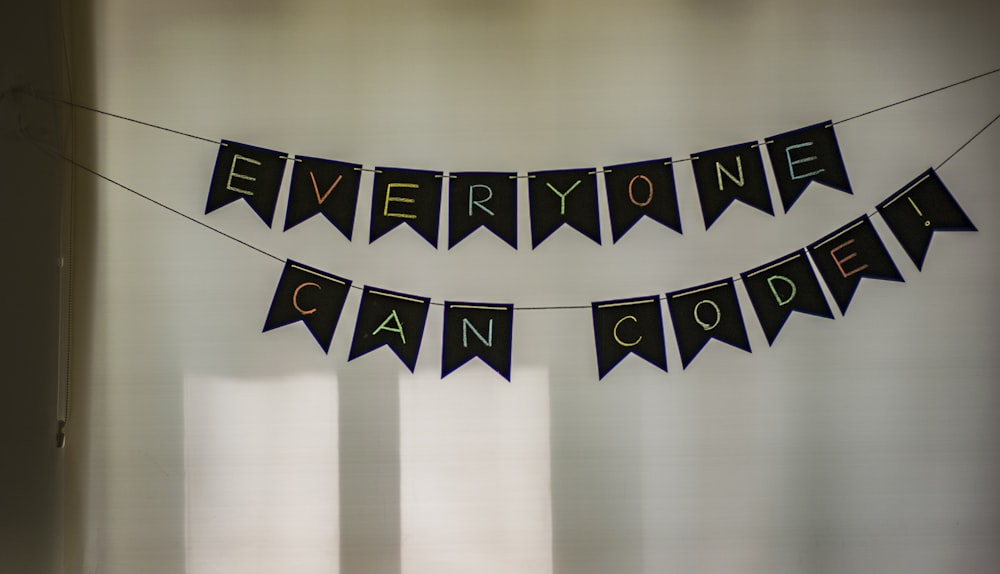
top-left (206, 140), bottom-right (287, 227)
top-left (602, 159), bottom-right (682, 242)
top-left (740, 249), bottom-right (834, 345)
top-left (369, 167), bottom-right (443, 248)
top-left (876, 168), bottom-right (976, 270)
top-left (667, 279), bottom-right (751, 368)
top-left (448, 172), bottom-right (518, 249)
top-left (766, 121), bottom-right (852, 212)
top-left (441, 301), bottom-right (514, 380)
top-left (263, 260), bottom-right (352, 353)
top-left (691, 142), bottom-right (773, 229)
top-left (528, 168), bottom-right (601, 247)
top-left (348, 286), bottom-right (430, 372)
top-left (283, 156), bottom-right (362, 239)
top-left (807, 215), bottom-right (903, 314)
top-left (591, 296), bottom-right (668, 379)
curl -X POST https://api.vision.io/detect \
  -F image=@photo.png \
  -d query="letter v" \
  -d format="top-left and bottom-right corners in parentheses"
top-left (310, 171), bottom-right (342, 205)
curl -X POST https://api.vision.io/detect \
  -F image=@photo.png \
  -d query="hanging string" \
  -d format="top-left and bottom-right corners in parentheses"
top-left (22, 100), bottom-right (999, 313)
top-left (29, 65), bottom-right (995, 449)
top-left (52, 0), bottom-right (76, 449)
top-left (18, 65), bottom-right (1000, 153)
top-left (29, 139), bottom-right (285, 264)
top-left (23, 88), bottom-right (222, 145)
top-left (834, 66), bottom-right (1000, 125)
top-left (934, 111), bottom-right (1000, 171)
top-left (861, 109), bottom-right (1000, 220)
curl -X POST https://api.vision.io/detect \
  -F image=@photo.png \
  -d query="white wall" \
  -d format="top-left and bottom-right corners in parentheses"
top-left (77, 1), bottom-right (1000, 572)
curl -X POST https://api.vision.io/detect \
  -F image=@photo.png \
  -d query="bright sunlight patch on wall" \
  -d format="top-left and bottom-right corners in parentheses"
top-left (184, 374), bottom-right (339, 574)
top-left (400, 368), bottom-right (552, 574)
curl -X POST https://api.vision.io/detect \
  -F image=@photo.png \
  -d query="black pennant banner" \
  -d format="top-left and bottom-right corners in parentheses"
top-left (876, 168), bottom-right (977, 270)
top-left (667, 279), bottom-right (751, 368)
top-left (442, 301), bottom-right (514, 380)
top-left (283, 156), bottom-right (362, 239)
top-left (369, 167), bottom-right (443, 247)
top-left (766, 121), bottom-right (852, 212)
top-left (448, 172), bottom-right (518, 249)
top-left (206, 140), bottom-right (287, 227)
top-left (808, 215), bottom-right (903, 314)
top-left (740, 249), bottom-right (834, 345)
top-left (591, 296), bottom-right (668, 379)
top-left (348, 286), bottom-right (431, 372)
top-left (691, 142), bottom-right (773, 229)
top-left (528, 168), bottom-right (601, 247)
top-left (263, 260), bottom-right (353, 353)
top-left (602, 159), bottom-right (682, 242)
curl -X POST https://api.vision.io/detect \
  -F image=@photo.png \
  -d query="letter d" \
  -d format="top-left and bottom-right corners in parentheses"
top-left (766, 275), bottom-right (797, 307)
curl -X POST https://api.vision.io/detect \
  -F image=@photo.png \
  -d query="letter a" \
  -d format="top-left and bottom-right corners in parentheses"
top-left (373, 309), bottom-right (406, 344)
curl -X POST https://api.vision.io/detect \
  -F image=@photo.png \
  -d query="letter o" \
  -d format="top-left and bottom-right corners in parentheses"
top-left (628, 175), bottom-right (654, 207)
top-left (693, 299), bottom-right (721, 331)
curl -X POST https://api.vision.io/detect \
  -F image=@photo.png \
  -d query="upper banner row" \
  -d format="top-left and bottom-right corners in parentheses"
top-left (206, 121), bottom-right (851, 248)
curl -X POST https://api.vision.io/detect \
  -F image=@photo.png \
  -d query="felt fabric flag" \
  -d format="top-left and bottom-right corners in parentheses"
top-left (528, 168), bottom-right (601, 247)
top-left (591, 296), bottom-right (668, 379)
top-left (691, 142), bottom-right (773, 229)
top-left (766, 121), bottom-right (852, 212)
top-left (348, 285), bottom-right (431, 372)
top-left (283, 156), bottom-right (362, 239)
top-left (263, 260), bottom-right (353, 353)
top-left (667, 278), bottom-right (751, 368)
top-left (807, 215), bottom-right (903, 314)
top-left (740, 249), bottom-right (834, 345)
top-left (441, 301), bottom-right (514, 380)
top-left (448, 172), bottom-right (518, 249)
top-left (369, 167), bottom-right (443, 247)
top-left (876, 168), bottom-right (976, 270)
top-left (206, 140), bottom-right (287, 227)
top-left (602, 158), bottom-right (682, 242)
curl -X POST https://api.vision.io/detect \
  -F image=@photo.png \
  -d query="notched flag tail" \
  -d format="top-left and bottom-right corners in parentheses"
top-left (448, 172), bottom-right (518, 249)
top-left (667, 278), bottom-right (751, 369)
top-left (262, 260), bottom-right (353, 353)
top-left (441, 301), bottom-right (514, 380)
top-left (206, 139), bottom-right (287, 227)
top-left (740, 249), bottom-right (834, 346)
top-left (807, 215), bottom-right (903, 314)
top-left (591, 296), bottom-right (668, 379)
top-left (369, 167), bottom-right (443, 248)
top-left (284, 156), bottom-right (362, 240)
top-left (602, 158), bottom-right (682, 243)
top-left (691, 142), bottom-right (773, 230)
top-left (528, 168), bottom-right (601, 248)
top-left (348, 286), bottom-right (430, 372)
top-left (766, 121), bottom-right (852, 212)
top-left (876, 168), bottom-right (976, 270)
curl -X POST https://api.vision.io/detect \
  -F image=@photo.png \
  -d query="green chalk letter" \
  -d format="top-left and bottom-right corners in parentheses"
top-left (373, 309), bottom-right (406, 344)
top-left (546, 180), bottom-right (581, 215)
top-left (766, 275), bottom-right (797, 306)
top-left (469, 184), bottom-right (495, 217)
top-left (462, 318), bottom-right (493, 348)
top-left (785, 142), bottom-right (824, 180)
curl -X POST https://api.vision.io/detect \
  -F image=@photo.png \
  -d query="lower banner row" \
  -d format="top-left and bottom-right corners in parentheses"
top-left (262, 168), bottom-right (975, 379)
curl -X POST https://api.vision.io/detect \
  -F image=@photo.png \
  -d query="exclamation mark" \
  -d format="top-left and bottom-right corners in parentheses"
top-left (907, 196), bottom-right (931, 227)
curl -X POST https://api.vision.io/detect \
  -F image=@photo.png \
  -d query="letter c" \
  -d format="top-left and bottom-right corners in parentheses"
top-left (292, 281), bottom-right (321, 316)
top-left (613, 315), bottom-right (642, 347)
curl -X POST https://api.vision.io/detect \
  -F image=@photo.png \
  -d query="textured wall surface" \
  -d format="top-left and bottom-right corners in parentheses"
top-left (43, 1), bottom-right (1000, 573)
